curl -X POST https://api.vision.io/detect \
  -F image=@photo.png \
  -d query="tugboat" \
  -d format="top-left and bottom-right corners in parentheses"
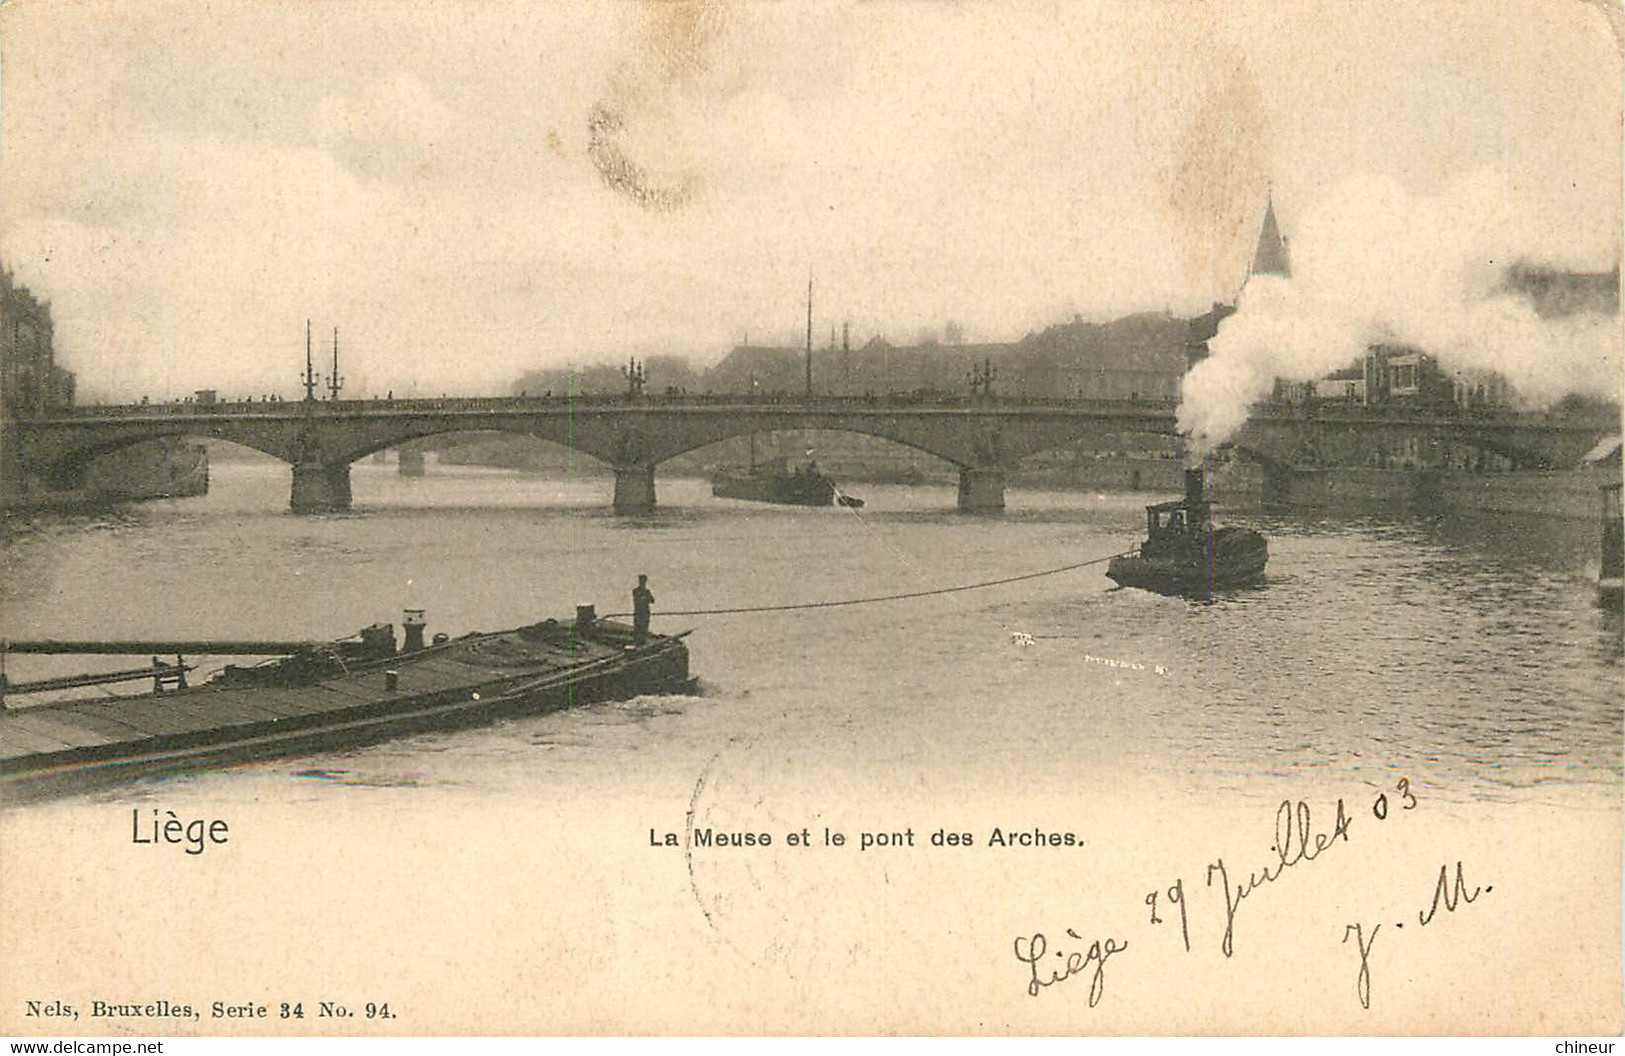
top-left (1107, 467), bottom-right (1268, 596)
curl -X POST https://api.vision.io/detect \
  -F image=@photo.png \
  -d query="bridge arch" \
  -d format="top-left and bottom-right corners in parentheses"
top-left (39, 427), bottom-right (293, 491)
top-left (651, 420), bottom-right (971, 470)
top-left (302, 411), bottom-right (1020, 512)
top-left (340, 427), bottom-right (614, 471)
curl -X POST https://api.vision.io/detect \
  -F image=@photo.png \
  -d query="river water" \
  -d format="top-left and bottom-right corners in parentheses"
top-left (4, 457), bottom-right (1623, 1034)
top-left (1, 458), bottom-right (1619, 808)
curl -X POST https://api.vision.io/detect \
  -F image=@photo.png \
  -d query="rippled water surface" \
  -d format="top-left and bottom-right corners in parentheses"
top-left (2, 460), bottom-right (1619, 806)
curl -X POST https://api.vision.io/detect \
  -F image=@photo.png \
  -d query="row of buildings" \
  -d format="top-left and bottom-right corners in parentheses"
top-left (1275, 347), bottom-right (1516, 411)
top-left (1, 266), bottom-right (75, 417)
top-left (697, 311), bottom-right (1201, 403)
top-left (514, 310), bottom-right (1206, 406)
top-left (1, 264), bottom-right (207, 507)
top-left (517, 199), bottom-right (1617, 418)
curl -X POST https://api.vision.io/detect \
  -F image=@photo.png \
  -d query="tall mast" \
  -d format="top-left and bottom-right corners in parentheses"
top-left (805, 274), bottom-right (813, 400)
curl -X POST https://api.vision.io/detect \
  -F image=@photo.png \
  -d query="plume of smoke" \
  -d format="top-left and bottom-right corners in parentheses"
top-left (1180, 170), bottom-right (1622, 455)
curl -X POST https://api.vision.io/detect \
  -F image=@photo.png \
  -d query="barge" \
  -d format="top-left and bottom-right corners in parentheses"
top-left (712, 455), bottom-right (863, 508)
top-left (0, 606), bottom-right (694, 795)
top-left (713, 457), bottom-right (838, 506)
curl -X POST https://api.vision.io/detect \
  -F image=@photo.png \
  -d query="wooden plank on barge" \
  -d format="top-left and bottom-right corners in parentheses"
top-left (175, 688), bottom-right (293, 724)
top-left (206, 685), bottom-right (333, 718)
top-left (51, 705), bottom-right (174, 743)
top-left (51, 698), bottom-right (178, 739)
top-left (1, 712), bottom-right (108, 751)
top-left (297, 685), bottom-right (428, 717)
top-left (57, 694), bottom-right (271, 739)
top-left (104, 693), bottom-right (286, 734)
top-left (321, 662), bottom-right (548, 704)
top-left (109, 692), bottom-right (277, 731)
top-left (308, 676), bottom-right (421, 706)
top-left (0, 720), bottom-right (89, 758)
top-left (10, 712), bottom-right (126, 750)
top-left (388, 657), bottom-right (505, 695)
top-left (438, 646), bottom-right (578, 669)
top-left (56, 700), bottom-right (184, 739)
top-left (238, 682), bottom-right (375, 714)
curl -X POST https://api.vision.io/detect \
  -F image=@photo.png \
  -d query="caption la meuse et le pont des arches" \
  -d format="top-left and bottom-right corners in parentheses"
top-left (652, 826), bottom-right (1085, 850)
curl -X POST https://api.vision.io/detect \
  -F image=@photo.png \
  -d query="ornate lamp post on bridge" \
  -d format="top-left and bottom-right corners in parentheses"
top-left (622, 356), bottom-right (647, 399)
top-left (326, 328), bottom-right (344, 402)
top-left (968, 357), bottom-right (997, 401)
top-left (289, 319), bottom-right (351, 513)
top-left (301, 319), bottom-right (319, 403)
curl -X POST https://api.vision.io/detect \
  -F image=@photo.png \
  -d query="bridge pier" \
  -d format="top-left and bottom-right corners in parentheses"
top-left (612, 464), bottom-right (656, 514)
top-left (398, 447), bottom-right (426, 477)
top-left (290, 459), bottom-right (353, 513)
top-left (956, 467), bottom-right (1005, 512)
top-left (1259, 462), bottom-right (1294, 507)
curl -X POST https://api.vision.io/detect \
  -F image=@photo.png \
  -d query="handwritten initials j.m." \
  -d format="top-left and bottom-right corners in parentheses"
top-left (1342, 922), bottom-right (1379, 1010)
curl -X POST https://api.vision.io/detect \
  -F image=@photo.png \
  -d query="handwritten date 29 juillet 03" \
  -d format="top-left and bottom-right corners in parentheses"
top-left (1015, 778), bottom-right (1491, 1010)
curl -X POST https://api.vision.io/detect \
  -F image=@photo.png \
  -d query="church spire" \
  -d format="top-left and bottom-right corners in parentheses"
top-left (1250, 193), bottom-right (1290, 278)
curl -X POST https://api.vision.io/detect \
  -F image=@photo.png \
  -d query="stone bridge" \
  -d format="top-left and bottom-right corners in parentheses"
top-left (9, 396), bottom-right (1182, 513)
top-left (8, 395), bottom-right (1613, 513)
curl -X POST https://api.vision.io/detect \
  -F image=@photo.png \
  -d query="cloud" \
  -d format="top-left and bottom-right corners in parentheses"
top-left (311, 73), bottom-right (459, 179)
top-left (1, 1), bottom-right (1618, 401)
top-left (1180, 169), bottom-right (1622, 452)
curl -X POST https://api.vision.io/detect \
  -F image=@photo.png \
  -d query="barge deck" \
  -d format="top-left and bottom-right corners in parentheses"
top-left (0, 612), bottom-right (694, 794)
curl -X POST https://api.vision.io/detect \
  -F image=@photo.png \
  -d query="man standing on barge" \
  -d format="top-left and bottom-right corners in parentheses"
top-left (632, 574), bottom-right (655, 644)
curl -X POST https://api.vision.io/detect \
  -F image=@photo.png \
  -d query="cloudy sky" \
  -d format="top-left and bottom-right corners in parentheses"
top-left (1, 0), bottom-right (1619, 401)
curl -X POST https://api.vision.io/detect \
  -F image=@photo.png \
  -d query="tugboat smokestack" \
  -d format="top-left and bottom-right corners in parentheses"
top-left (1185, 467), bottom-right (1206, 508)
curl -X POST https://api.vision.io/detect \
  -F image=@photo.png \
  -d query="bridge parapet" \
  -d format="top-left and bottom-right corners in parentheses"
top-left (55, 392), bottom-right (1181, 419)
top-left (13, 394), bottom-right (1613, 512)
